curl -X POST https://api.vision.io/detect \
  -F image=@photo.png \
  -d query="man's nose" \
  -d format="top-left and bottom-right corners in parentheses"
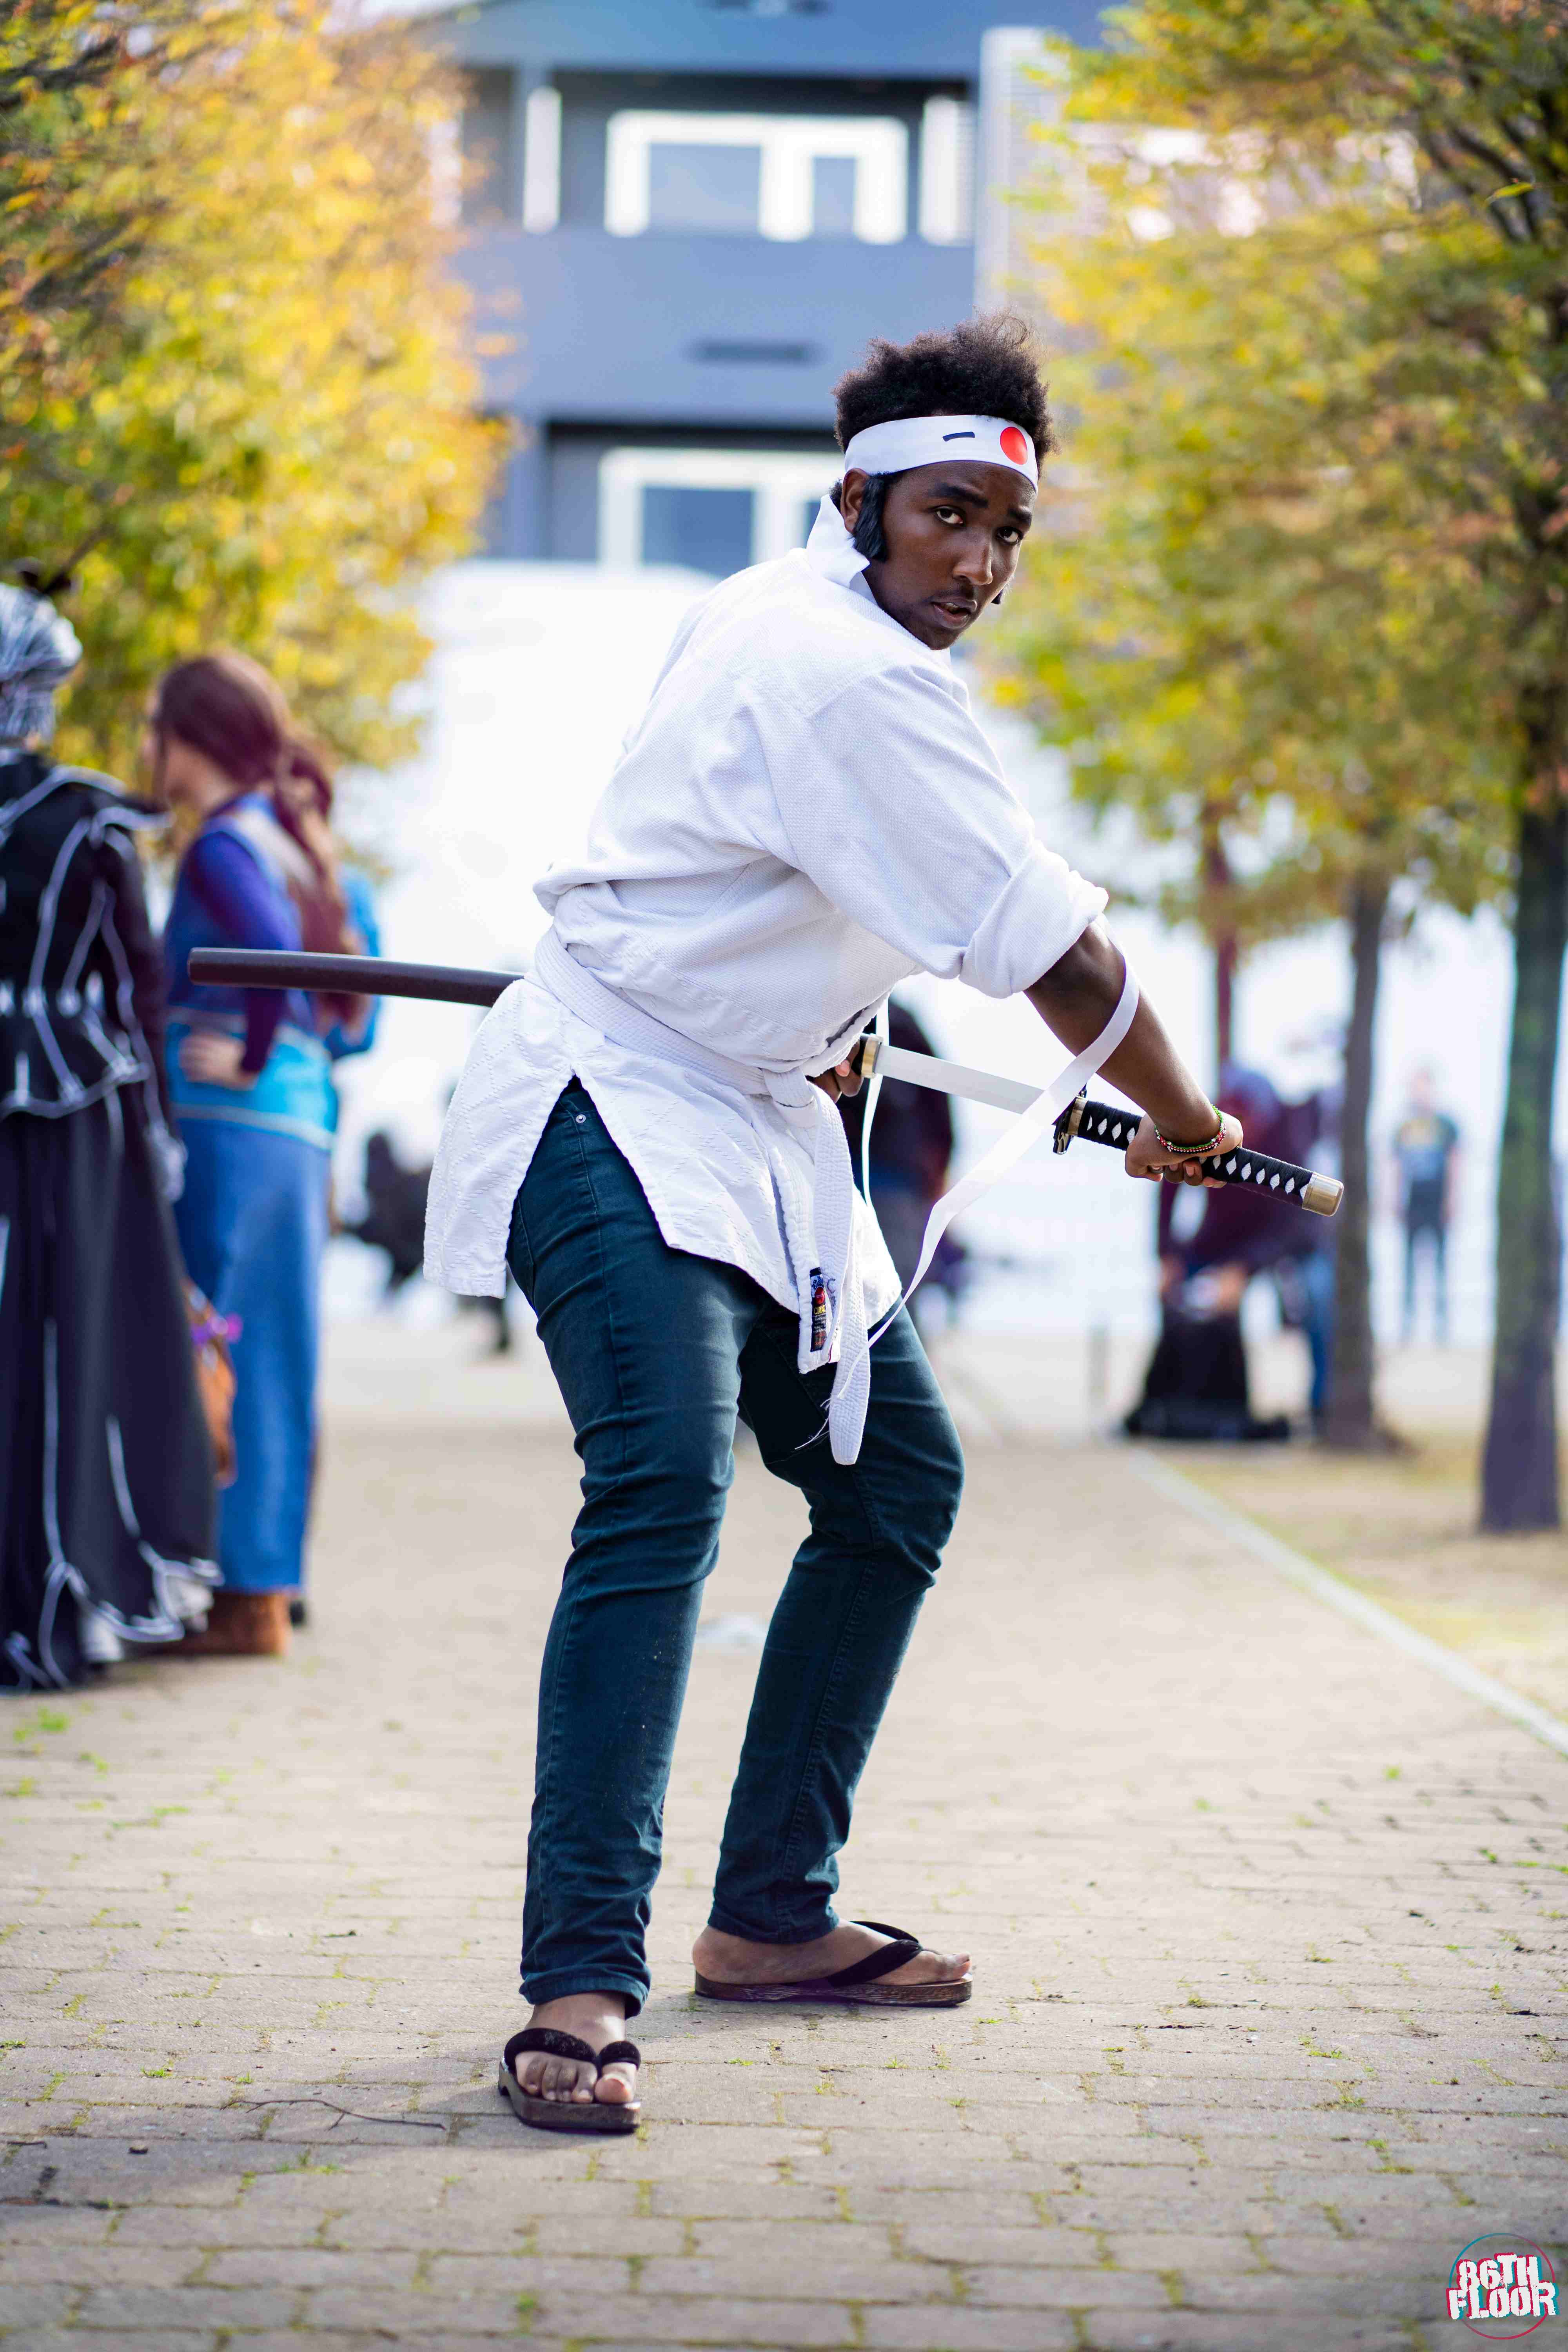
top-left (951, 533), bottom-right (996, 587)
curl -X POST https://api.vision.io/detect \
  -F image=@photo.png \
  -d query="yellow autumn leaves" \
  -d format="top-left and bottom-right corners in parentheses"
top-left (1, 0), bottom-right (501, 778)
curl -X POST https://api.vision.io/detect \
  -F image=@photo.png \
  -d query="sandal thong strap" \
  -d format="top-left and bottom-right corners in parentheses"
top-left (503, 2027), bottom-right (597, 2071)
top-left (501, 2027), bottom-right (641, 2076)
top-left (826, 1919), bottom-right (922, 1989)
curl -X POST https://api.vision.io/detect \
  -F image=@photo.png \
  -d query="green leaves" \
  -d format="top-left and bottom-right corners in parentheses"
top-left (989, 0), bottom-right (1562, 960)
top-left (0, 0), bottom-right (499, 780)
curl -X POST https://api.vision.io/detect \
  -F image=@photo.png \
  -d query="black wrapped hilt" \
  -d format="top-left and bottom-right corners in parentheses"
top-left (1052, 1093), bottom-right (1342, 1217)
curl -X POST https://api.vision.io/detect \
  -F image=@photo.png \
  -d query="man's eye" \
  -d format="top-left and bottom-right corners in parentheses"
top-left (998, 528), bottom-right (1022, 546)
top-left (933, 506), bottom-right (963, 524)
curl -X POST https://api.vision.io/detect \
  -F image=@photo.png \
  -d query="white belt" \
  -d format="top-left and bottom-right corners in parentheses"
top-left (534, 927), bottom-right (1139, 1466)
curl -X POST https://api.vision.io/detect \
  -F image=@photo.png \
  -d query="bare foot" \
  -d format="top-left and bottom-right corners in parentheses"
top-left (691, 1921), bottom-right (970, 1991)
top-left (511, 1992), bottom-right (638, 2107)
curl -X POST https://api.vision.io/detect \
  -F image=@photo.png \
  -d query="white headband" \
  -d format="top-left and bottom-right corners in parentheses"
top-left (840, 413), bottom-right (1038, 489)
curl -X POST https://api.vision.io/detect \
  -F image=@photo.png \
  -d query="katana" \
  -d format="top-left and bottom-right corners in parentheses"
top-left (187, 948), bottom-right (1342, 1216)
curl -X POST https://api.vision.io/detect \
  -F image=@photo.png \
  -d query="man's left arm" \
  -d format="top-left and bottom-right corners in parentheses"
top-left (784, 671), bottom-right (1235, 1174)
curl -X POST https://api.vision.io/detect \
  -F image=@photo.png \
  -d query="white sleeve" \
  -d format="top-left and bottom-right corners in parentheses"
top-left (771, 664), bottom-right (1107, 997)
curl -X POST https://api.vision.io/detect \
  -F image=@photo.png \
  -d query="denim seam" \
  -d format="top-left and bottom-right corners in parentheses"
top-left (773, 1553), bottom-right (879, 1933)
top-left (527, 1106), bottom-right (643, 2001)
top-left (748, 1315), bottom-right (897, 1934)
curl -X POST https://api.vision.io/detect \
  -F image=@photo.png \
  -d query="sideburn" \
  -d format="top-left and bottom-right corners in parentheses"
top-left (849, 474), bottom-right (891, 564)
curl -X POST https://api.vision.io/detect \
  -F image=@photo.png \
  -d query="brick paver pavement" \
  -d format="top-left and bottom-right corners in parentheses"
top-left (3, 1388), bottom-right (1565, 2352)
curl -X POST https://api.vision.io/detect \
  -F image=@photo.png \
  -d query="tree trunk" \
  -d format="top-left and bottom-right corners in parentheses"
top-left (1322, 872), bottom-right (1388, 1450)
top-left (1481, 796), bottom-right (1568, 1532)
top-left (1201, 823), bottom-right (1236, 1073)
top-left (1214, 929), bottom-right (1236, 1073)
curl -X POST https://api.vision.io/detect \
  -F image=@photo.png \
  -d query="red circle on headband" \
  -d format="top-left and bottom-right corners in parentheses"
top-left (999, 426), bottom-right (1031, 465)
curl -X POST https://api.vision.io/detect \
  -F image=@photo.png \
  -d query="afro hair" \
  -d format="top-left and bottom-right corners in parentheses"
top-left (832, 314), bottom-right (1054, 457)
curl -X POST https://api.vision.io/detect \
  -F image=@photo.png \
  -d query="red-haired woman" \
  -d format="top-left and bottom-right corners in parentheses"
top-left (151, 653), bottom-right (367, 1656)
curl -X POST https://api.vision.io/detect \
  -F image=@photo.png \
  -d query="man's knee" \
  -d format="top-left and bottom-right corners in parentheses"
top-left (877, 1406), bottom-right (964, 1583)
top-left (926, 1411), bottom-right (965, 1553)
top-left (571, 1415), bottom-right (735, 1587)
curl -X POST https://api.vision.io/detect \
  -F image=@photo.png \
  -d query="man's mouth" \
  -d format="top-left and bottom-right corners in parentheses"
top-left (931, 595), bottom-right (978, 626)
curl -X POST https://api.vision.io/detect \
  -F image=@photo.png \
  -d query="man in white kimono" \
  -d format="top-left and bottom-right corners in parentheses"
top-left (426, 316), bottom-right (1241, 2134)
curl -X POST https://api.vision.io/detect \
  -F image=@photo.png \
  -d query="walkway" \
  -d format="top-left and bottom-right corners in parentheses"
top-left (2, 1334), bottom-right (1564, 2350)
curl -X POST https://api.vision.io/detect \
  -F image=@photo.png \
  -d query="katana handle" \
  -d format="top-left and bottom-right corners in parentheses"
top-left (186, 948), bottom-right (519, 1009)
top-left (1053, 1093), bottom-right (1342, 1218)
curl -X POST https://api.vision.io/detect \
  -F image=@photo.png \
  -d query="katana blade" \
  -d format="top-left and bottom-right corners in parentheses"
top-left (857, 1036), bottom-right (1042, 1118)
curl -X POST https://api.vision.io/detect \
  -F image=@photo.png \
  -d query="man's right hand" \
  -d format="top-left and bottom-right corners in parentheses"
top-left (1125, 1111), bottom-right (1243, 1189)
top-left (809, 1058), bottom-right (864, 1103)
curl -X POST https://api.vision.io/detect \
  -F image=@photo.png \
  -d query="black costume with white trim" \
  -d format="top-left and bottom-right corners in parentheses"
top-left (0, 749), bottom-right (217, 1689)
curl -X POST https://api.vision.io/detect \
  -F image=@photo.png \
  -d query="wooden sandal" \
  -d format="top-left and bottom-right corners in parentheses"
top-left (496, 2027), bottom-right (642, 2134)
top-left (694, 1918), bottom-right (972, 2008)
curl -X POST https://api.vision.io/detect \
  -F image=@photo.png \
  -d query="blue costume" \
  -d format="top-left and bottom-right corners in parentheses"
top-left (163, 794), bottom-right (339, 1595)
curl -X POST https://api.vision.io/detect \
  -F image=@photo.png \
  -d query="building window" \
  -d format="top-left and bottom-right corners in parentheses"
top-left (642, 486), bottom-right (756, 576)
top-left (604, 112), bottom-right (908, 243)
top-left (599, 448), bottom-right (842, 575)
top-left (459, 67), bottom-right (515, 225)
top-left (647, 139), bottom-right (762, 235)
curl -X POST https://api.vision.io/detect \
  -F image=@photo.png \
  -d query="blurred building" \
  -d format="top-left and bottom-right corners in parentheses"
top-left (418, 0), bottom-right (1098, 565)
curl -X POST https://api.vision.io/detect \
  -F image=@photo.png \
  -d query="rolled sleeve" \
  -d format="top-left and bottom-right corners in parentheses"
top-left (776, 662), bottom-right (1105, 995)
top-left (960, 836), bottom-right (1107, 999)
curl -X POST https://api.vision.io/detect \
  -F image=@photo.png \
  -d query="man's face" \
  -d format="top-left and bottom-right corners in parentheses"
top-left (841, 459), bottom-right (1035, 650)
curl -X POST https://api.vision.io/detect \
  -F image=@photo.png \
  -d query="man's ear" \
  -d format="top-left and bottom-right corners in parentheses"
top-left (838, 469), bottom-right (866, 537)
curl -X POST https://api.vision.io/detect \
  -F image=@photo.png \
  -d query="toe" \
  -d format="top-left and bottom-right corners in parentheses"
top-left (885, 1945), bottom-right (971, 1987)
top-left (594, 2062), bottom-right (639, 2107)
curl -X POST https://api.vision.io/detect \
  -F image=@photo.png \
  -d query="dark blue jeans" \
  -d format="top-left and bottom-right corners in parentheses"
top-left (506, 1082), bottom-right (964, 2015)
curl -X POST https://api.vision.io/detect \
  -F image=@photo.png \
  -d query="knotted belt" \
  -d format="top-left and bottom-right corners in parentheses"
top-left (533, 926), bottom-right (1138, 1466)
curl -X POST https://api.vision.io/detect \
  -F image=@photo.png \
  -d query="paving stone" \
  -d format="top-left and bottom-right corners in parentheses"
top-left (1079, 2319), bottom-right (1414, 2351)
top-left (3, 1420), bottom-right (1564, 2352)
top-left (13, 2334), bottom-right (220, 2350)
top-left (72, 2281), bottom-right (300, 2327)
top-left (961, 2264), bottom-right (1175, 2308)
top-left (0, 2285), bottom-right (76, 2329)
top-left (860, 2308), bottom-right (1078, 2350)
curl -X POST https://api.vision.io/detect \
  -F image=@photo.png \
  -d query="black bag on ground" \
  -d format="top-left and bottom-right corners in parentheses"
top-left (1123, 1307), bottom-right (1290, 1443)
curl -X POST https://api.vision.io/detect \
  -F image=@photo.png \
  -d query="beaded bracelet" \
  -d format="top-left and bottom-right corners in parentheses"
top-left (1151, 1111), bottom-right (1225, 1159)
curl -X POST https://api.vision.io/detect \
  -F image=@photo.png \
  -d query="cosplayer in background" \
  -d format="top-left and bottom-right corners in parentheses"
top-left (838, 999), bottom-right (966, 1330)
top-left (153, 653), bottom-right (371, 1659)
top-left (1392, 1066), bottom-right (1461, 1345)
top-left (0, 585), bottom-right (217, 1692)
top-left (1129, 1063), bottom-right (1330, 1441)
top-left (426, 317), bottom-right (1244, 2134)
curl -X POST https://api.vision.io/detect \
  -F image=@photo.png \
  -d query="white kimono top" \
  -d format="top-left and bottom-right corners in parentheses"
top-left (425, 499), bottom-right (1107, 1451)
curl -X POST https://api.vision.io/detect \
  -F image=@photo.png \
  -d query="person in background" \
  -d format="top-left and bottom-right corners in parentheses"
top-left (1127, 1063), bottom-right (1312, 1441)
top-left (272, 748), bottom-right (381, 1628)
top-left (837, 1000), bottom-right (967, 1332)
top-left (0, 584), bottom-right (216, 1690)
top-left (152, 652), bottom-right (366, 1657)
top-left (1392, 1067), bottom-right (1461, 1344)
top-left (272, 748), bottom-right (381, 1079)
top-left (348, 1131), bottom-right (432, 1298)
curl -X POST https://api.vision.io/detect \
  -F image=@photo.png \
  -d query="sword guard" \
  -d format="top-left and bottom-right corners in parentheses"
top-left (850, 1033), bottom-right (881, 1081)
top-left (1053, 1088), bottom-right (1087, 1154)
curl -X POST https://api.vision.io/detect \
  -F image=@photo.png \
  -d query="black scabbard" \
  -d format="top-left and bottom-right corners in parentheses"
top-left (186, 949), bottom-right (518, 1009)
